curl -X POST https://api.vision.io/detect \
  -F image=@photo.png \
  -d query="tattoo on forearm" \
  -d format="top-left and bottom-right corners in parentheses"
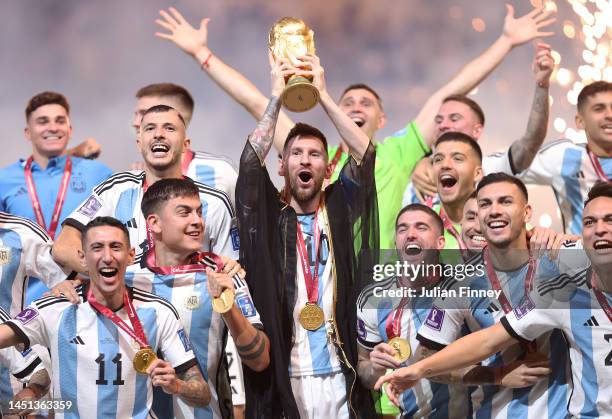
top-left (514, 85), bottom-right (549, 169)
top-left (248, 96), bottom-right (282, 163)
top-left (237, 330), bottom-right (267, 361)
top-left (178, 366), bottom-right (210, 407)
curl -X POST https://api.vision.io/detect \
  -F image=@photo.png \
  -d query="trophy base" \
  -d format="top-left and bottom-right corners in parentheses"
top-left (282, 76), bottom-right (319, 112)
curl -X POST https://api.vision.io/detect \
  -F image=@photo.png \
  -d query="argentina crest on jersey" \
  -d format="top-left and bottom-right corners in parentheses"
top-left (0, 246), bottom-right (10, 265)
top-left (184, 291), bottom-right (201, 310)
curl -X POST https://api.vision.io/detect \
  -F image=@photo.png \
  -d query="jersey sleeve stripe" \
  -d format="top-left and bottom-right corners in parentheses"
top-left (537, 270), bottom-right (588, 296)
top-left (94, 171), bottom-right (144, 195)
top-left (12, 356), bottom-right (42, 379)
top-left (357, 337), bottom-right (378, 350)
top-left (5, 321), bottom-right (31, 350)
top-left (500, 316), bottom-right (531, 345)
top-left (193, 180), bottom-right (235, 217)
top-left (416, 333), bottom-right (447, 351)
top-left (173, 358), bottom-right (198, 375)
top-left (0, 212), bottom-right (51, 242)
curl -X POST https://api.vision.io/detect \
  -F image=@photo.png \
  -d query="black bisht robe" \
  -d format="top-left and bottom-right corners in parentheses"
top-left (236, 140), bottom-right (379, 418)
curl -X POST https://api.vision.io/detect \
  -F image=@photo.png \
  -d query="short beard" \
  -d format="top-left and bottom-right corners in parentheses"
top-left (289, 176), bottom-right (324, 206)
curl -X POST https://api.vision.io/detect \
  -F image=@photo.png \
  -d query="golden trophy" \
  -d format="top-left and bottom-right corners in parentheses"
top-left (269, 17), bottom-right (319, 112)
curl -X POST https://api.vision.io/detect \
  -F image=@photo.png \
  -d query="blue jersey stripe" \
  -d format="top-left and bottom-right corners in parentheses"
top-left (134, 307), bottom-right (159, 419)
top-left (58, 305), bottom-right (79, 418)
top-left (0, 230), bottom-right (21, 312)
top-left (570, 291), bottom-right (599, 417)
top-left (560, 148), bottom-right (584, 234)
top-left (96, 315), bottom-right (120, 418)
top-left (195, 165), bottom-right (216, 190)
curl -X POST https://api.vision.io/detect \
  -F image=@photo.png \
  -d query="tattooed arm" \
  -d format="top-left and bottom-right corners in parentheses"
top-left (149, 360), bottom-right (210, 407)
top-left (247, 54), bottom-right (294, 164)
top-left (508, 43), bottom-right (554, 173)
top-left (207, 269), bottom-right (271, 371)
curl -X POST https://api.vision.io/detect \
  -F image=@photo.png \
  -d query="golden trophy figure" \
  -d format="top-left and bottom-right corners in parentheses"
top-left (269, 17), bottom-right (319, 112)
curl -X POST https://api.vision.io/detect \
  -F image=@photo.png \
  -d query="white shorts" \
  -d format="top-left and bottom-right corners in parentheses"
top-left (290, 371), bottom-right (349, 419)
top-left (225, 337), bottom-right (245, 405)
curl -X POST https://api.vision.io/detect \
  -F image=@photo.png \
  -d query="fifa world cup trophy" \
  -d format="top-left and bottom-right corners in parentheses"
top-left (269, 17), bottom-right (319, 112)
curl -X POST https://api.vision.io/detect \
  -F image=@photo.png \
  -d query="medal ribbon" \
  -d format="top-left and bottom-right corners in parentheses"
top-left (591, 270), bottom-right (612, 323)
top-left (587, 147), bottom-right (609, 182)
top-left (181, 149), bottom-right (195, 175)
top-left (385, 296), bottom-right (410, 339)
top-left (24, 156), bottom-right (72, 239)
top-left (484, 246), bottom-right (537, 352)
top-left (147, 251), bottom-right (224, 275)
top-left (296, 211), bottom-right (321, 305)
top-left (87, 286), bottom-right (149, 348)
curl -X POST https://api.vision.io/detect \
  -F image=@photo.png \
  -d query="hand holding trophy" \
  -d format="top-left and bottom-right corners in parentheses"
top-left (268, 17), bottom-right (319, 112)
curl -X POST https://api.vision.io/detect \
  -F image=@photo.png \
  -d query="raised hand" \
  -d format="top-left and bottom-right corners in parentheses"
top-left (501, 4), bottom-right (556, 48)
top-left (293, 54), bottom-right (327, 95)
top-left (269, 52), bottom-right (294, 98)
top-left (533, 42), bottom-right (554, 87)
top-left (155, 7), bottom-right (209, 58)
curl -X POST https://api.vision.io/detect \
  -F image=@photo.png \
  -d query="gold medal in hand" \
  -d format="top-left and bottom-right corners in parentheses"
top-left (388, 337), bottom-right (411, 363)
top-left (212, 288), bottom-right (235, 313)
top-left (133, 347), bottom-right (157, 374)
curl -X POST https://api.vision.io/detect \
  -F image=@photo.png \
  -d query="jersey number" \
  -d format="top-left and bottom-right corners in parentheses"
top-left (605, 334), bottom-right (612, 366)
top-left (95, 353), bottom-right (125, 385)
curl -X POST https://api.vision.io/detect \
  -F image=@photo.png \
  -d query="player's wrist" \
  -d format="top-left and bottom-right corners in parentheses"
top-left (171, 379), bottom-right (183, 395)
top-left (194, 47), bottom-right (212, 68)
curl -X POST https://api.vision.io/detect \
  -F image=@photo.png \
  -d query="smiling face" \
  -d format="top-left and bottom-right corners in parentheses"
top-left (477, 182), bottom-right (531, 250)
top-left (146, 194), bottom-right (204, 258)
top-left (395, 209), bottom-right (445, 265)
top-left (433, 140), bottom-right (482, 207)
top-left (576, 91), bottom-right (612, 153)
top-left (25, 104), bottom-right (72, 158)
top-left (582, 196), bottom-right (612, 271)
top-left (280, 135), bottom-right (330, 209)
top-left (461, 197), bottom-right (486, 251)
top-left (338, 88), bottom-right (386, 140)
top-left (137, 109), bottom-right (190, 173)
top-left (81, 225), bottom-right (134, 299)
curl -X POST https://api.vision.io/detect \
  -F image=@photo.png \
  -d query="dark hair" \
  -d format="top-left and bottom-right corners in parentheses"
top-left (140, 105), bottom-right (186, 127)
top-left (577, 81), bottom-right (612, 112)
top-left (340, 83), bottom-right (383, 109)
top-left (476, 172), bottom-right (529, 201)
top-left (82, 217), bottom-right (130, 246)
top-left (584, 181), bottom-right (612, 208)
top-left (435, 131), bottom-right (483, 163)
top-left (141, 178), bottom-right (199, 217)
top-left (283, 122), bottom-right (328, 155)
top-left (25, 91), bottom-right (70, 121)
top-left (395, 204), bottom-right (444, 236)
top-left (136, 83), bottom-right (195, 116)
top-left (442, 95), bottom-right (485, 126)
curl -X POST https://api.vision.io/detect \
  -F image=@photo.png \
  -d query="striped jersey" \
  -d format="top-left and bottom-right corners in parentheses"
top-left (402, 149), bottom-right (514, 207)
top-left (417, 250), bottom-right (589, 419)
top-left (502, 267), bottom-right (612, 418)
top-left (6, 285), bottom-right (197, 419)
top-left (185, 151), bottom-right (238, 208)
top-left (517, 139), bottom-right (612, 234)
top-left (0, 306), bottom-right (45, 403)
top-left (357, 276), bottom-right (469, 418)
top-left (0, 212), bottom-right (67, 316)
top-left (289, 212), bottom-right (342, 377)
top-left (63, 171), bottom-right (239, 266)
top-left (126, 257), bottom-right (262, 419)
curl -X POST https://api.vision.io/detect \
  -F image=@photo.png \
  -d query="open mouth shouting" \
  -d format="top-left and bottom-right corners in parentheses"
top-left (404, 242), bottom-right (423, 256)
top-left (297, 170), bottom-right (314, 187)
top-left (593, 239), bottom-right (612, 251)
top-left (99, 267), bottom-right (119, 278)
top-left (349, 113), bottom-right (366, 128)
top-left (150, 142), bottom-right (170, 157)
top-left (439, 173), bottom-right (458, 191)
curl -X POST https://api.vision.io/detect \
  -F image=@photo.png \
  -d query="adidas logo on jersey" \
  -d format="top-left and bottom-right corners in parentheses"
top-left (583, 316), bottom-right (599, 327)
top-left (69, 336), bottom-right (85, 344)
top-left (486, 302), bottom-right (500, 314)
top-left (126, 218), bottom-right (138, 229)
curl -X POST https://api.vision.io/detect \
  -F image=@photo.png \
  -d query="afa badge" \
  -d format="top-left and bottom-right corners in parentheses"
top-left (0, 247), bottom-right (11, 266)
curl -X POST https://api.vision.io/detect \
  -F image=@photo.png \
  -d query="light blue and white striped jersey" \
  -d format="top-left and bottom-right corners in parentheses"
top-left (64, 171), bottom-right (239, 266)
top-left (0, 212), bottom-right (67, 316)
top-left (402, 149), bottom-right (513, 206)
top-left (289, 213), bottom-right (342, 377)
top-left (7, 285), bottom-right (197, 419)
top-left (417, 250), bottom-right (589, 419)
top-left (185, 151), bottom-right (238, 208)
top-left (0, 306), bottom-right (45, 403)
top-left (518, 139), bottom-right (612, 234)
top-left (126, 258), bottom-right (262, 419)
top-left (357, 276), bottom-right (469, 418)
top-left (502, 267), bottom-right (612, 418)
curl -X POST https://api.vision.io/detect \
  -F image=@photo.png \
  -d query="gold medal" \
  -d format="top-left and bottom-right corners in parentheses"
top-left (212, 288), bottom-right (235, 314)
top-left (133, 347), bottom-right (157, 374)
top-left (299, 303), bottom-right (325, 330)
top-left (388, 337), bottom-right (411, 363)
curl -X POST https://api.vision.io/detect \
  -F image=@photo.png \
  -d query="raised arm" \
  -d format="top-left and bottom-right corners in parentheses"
top-left (414, 4), bottom-right (555, 145)
top-left (52, 225), bottom-right (87, 274)
top-left (297, 54), bottom-right (370, 160)
top-left (508, 42), bottom-right (554, 172)
top-left (155, 7), bottom-right (294, 152)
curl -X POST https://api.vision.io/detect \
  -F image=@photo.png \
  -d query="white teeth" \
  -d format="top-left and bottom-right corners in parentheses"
top-left (594, 239), bottom-right (612, 249)
top-left (488, 221), bottom-right (507, 228)
top-left (406, 244), bottom-right (421, 249)
top-left (151, 143), bottom-right (169, 152)
top-left (440, 174), bottom-right (455, 180)
top-left (472, 235), bottom-right (486, 242)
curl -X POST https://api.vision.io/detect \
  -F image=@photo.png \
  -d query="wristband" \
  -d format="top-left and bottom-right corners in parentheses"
top-left (172, 379), bottom-right (183, 395)
top-left (200, 52), bottom-right (213, 69)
